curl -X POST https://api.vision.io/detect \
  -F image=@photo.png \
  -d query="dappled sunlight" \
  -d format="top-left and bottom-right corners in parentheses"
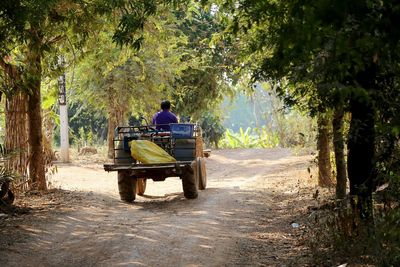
top-left (116, 261), bottom-right (146, 266)
top-left (199, 244), bottom-right (213, 249)
top-left (1, 147), bottom-right (314, 266)
top-left (3, 184), bottom-right (304, 266)
top-left (211, 148), bottom-right (292, 161)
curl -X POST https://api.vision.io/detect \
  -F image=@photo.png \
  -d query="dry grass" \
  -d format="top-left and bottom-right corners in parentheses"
top-left (301, 190), bottom-right (400, 266)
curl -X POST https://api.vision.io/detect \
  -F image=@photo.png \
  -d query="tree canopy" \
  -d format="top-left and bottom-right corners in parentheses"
top-left (217, 0), bottom-right (399, 204)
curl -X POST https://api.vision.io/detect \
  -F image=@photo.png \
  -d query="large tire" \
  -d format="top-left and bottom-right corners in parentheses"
top-left (181, 164), bottom-right (198, 199)
top-left (191, 159), bottom-right (199, 188)
top-left (197, 158), bottom-right (207, 190)
top-left (0, 180), bottom-right (9, 199)
top-left (118, 171), bottom-right (136, 202)
top-left (136, 178), bottom-right (147, 196)
top-left (0, 181), bottom-right (14, 205)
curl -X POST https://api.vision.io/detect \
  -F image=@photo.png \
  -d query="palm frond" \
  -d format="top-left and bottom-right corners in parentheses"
top-left (0, 144), bottom-right (19, 161)
top-left (0, 166), bottom-right (18, 183)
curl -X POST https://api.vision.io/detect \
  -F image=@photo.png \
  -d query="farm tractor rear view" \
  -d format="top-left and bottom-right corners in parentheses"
top-left (104, 123), bottom-right (207, 202)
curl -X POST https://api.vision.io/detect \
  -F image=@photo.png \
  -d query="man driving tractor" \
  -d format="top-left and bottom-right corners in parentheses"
top-left (152, 100), bottom-right (178, 131)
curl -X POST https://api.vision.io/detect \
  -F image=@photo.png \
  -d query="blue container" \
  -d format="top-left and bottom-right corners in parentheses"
top-left (170, 123), bottom-right (194, 139)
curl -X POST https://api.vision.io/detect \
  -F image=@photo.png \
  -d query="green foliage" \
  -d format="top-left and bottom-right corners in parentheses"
top-left (222, 83), bottom-right (316, 148)
top-left (214, 0), bottom-right (400, 223)
top-left (105, 0), bottom-right (190, 49)
top-left (219, 127), bottom-right (279, 149)
top-left (172, 4), bottom-right (239, 119)
top-left (253, 126), bottom-right (281, 149)
top-left (76, 126), bottom-right (94, 147)
top-left (72, 4), bottom-right (238, 127)
top-left (52, 100), bottom-right (107, 146)
top-left (71, 126), bottom-right (95, 148)
top-left (87, 130), bottom-right (94, 146)
top-left (215, 0), bottom-right (400, 128)
top-left (78, 127), bottom-right (85, 145)
top-left (0, 167), bottom-right (16, 184)
top-left (375, 207), bottom-right (400, 266)
top-left (0, 144), bottom-right (19, 184)
top-left (198, 112), bottom-right (225, 148)
top-left (72, 8), bottom-right (193, 123)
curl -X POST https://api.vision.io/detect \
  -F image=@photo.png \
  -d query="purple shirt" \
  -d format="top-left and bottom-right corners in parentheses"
top-left (152, 110), bottom-right (178, 131)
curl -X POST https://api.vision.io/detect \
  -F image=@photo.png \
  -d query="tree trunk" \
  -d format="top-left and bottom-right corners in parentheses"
top-left (5, 92), bottom-right (30, 190)
top-left (317, 113), bottom-right (333, 187)
top-left (107, 113), bottom-right (116, 159)
top-left (43, 110), bottom-right (57, 166)
top-left (106, 83), bottom-right (129, 159)
top-left (26, 42), bottom-right (46, 190)
top-left (347, 97), bottom-right (375, 220)
top-left (333, 106), bottom-right (347, 199)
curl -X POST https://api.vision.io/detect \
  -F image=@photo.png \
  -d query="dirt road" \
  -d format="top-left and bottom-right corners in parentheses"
top-left (0, 148), bottom-right (315, 266)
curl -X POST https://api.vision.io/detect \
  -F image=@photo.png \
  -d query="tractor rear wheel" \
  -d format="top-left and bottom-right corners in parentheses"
top-left (197, 158), bottom-right (207, 190)
top-left (181, 163), bottom-right (198, 199)
top-left (136, 178), bottom-right (147, 196)
top-left (118, 171), bottom-right (136, 202)
top-left (0, 180), bottom-right (9, 199)
top-left (0, 180), bottom-right (14, 205)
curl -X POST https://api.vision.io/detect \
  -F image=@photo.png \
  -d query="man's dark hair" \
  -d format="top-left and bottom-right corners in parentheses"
top-left (161, 100), bottom-right (171, 110)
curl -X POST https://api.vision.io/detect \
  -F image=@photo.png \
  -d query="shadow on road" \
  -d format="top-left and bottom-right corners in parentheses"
top-left (1, 182), bottom-right (309, 266)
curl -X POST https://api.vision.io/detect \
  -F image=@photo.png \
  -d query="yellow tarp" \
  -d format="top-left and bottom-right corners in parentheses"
top-left (129, 140), bottom-right (176, 164)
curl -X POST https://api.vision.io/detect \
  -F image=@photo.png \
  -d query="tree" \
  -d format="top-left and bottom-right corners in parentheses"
top-left (4, 91), bottom-right (29, 189)
top-left (73, 4), bottom-right (239, 158)
top-left (0, 0), bottom-right (175, 189)
top-left (0, 1), bottom-right (96, 189)
top-left (73, 8), bottom-right (191, 157)
top-left (215, 0), bottom-right (400, 219)
top-left (0, 53), bottom-right (29, 188)
top-left (333, 105), bottom-right (347, 199)
top-left (172, 4), bottom-right (239, 120)
top-left (317, 113), bottom-right (333, 187)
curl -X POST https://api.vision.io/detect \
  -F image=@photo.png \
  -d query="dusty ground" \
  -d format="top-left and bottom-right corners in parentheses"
top-left (0, 148), bottom-right (318, 266)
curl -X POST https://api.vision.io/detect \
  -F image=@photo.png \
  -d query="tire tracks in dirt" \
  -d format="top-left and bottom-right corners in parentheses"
top-left (0, 148), bottom-right (314, 266)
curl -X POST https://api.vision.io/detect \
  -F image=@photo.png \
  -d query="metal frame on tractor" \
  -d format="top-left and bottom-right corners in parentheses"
top-left (103, 124), bottom-right (207, 202)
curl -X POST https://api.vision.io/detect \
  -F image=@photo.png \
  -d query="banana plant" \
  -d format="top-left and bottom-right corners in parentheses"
top-left (220, 126), bottom-right (280, 149)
